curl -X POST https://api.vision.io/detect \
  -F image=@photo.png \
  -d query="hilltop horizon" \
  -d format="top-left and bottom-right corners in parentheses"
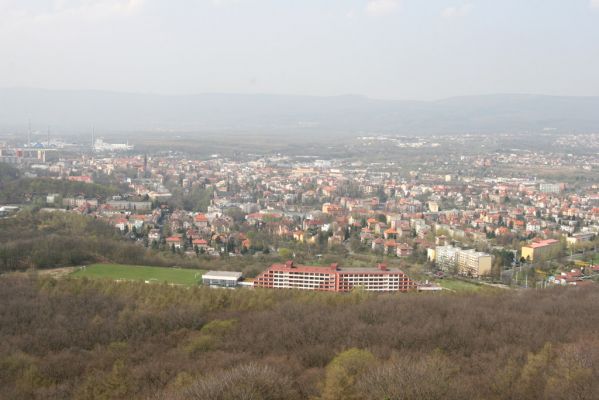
top-left (2, 88), bottom-right (599, 136)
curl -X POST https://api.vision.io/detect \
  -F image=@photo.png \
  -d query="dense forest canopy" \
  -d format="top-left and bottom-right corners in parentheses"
top-left (1, 276), bottom-right (598, 400)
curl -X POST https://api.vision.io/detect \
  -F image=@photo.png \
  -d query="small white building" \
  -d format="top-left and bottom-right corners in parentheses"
top-left (202, 271), bottom-right (243, 288)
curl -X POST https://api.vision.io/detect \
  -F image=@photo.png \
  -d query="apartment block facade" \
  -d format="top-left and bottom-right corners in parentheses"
top-left (521, 239), bottom-right (561, 262)
top-left (254, 261), bottom-right (416, 292)
top-left (434, 245), bottom-right (493, 277)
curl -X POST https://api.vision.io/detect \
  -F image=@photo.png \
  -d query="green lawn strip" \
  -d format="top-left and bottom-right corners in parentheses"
top-left (437, 278), bottom-right (485, 292)
top-left (71, 263), bottom-right (205, 285)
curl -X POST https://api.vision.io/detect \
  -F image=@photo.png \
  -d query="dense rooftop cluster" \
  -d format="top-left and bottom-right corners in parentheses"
top-left (1, 134), bottom-right (598, 286)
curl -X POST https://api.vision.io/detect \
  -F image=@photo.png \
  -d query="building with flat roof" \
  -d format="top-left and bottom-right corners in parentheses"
top-left (521, 239), bottom-right (561, 262)
top-left (202, 271), bottom-right (243, 288)
top-left (253, 261), bottom-right (416, 293)
top-left (106, 199), bottom-right (152, 211)
top-left (566, 232), bottom-right (595, 248)
top-left (434, 245), bottom-right (459, 273)
top-left (62, 196), bottom-right (99, 208)
top-left (456, 249), bottom-right (493, 277)
top-left (434, 245), bottom-right (493, 278)
top-left (539, 183), bottom-right (564, 194)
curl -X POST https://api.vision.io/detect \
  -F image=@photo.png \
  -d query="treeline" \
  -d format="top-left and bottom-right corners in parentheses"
top-left (0, 162), bottom-right (121, 203)
top-left (1, 276), bottom-right (599, 399)
top-left (0, 210), bottom-right (279, 275)
top-left (0, 210), bottom-right (208, 272)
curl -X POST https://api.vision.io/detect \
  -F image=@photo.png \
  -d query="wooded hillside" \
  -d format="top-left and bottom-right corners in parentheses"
top-left (1, 276), bottom-right (598, 399)
top-left (0, 163), bottom-right (120, 204)
top-left (0, 210), bottom-right (210, 272)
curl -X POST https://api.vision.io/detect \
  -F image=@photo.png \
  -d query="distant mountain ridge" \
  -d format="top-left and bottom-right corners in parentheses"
top-left (1, 88), bottom-right (598, 135)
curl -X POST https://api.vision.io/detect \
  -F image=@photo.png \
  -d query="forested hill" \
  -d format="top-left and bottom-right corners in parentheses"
top-left (0, 210), bottom-right (206, 272)
top-left (2, 88), bottom-right (599, 134)
top-left (0, 211), bottom-right (134, 271)
top-left (0, 276), bottom-right (598, 399)
top-left (0, 163), bottom-right (119, 204)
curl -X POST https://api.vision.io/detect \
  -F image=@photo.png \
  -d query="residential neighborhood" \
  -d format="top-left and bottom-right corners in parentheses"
top-left (1, 133), bottom-right (598, 290)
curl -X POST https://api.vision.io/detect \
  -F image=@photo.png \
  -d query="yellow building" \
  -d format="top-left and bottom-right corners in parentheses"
top-left (456, 249), bottom-right (493, 277)
top-left (521, 239), bottom-right (561, 262)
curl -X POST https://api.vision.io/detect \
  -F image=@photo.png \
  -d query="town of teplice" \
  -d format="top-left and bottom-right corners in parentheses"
top-left (2, 1), bottom-right (599, 399)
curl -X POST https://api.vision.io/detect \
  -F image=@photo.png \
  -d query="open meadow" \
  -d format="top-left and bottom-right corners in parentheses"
top-left (70, 263), bottom-right (205, 286)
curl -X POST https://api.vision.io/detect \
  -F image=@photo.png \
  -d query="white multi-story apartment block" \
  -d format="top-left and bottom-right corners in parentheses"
top-left (435, 245), bottom-right (459, 272)
top-left (434, 245), bottom-right (493, 278)
top-left (539, 183), bottom-right (563, 194)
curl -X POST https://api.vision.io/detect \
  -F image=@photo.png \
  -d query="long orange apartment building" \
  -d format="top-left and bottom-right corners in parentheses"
top-left (254, 261), bottom-right (416, 293)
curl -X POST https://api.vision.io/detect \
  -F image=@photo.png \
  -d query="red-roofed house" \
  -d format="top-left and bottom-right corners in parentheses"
top-left (192, 238), bottom-right (208, 250)
top-left (166, 236), bottom-right (183, 249)
top-left (194, 213), bottom-right (209, 228)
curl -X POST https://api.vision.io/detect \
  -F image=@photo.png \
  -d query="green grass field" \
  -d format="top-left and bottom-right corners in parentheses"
top-left (437, 278), bottom-right (486, 292)
top-left (71, 264), bottom-right (205, 286)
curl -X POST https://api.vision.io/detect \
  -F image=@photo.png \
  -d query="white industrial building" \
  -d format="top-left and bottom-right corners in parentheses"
top-left (202, 271), bottom-right (243, 288)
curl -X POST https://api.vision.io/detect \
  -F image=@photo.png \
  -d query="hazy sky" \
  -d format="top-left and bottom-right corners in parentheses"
top-left (1, 0), bottom-right (598, 100)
